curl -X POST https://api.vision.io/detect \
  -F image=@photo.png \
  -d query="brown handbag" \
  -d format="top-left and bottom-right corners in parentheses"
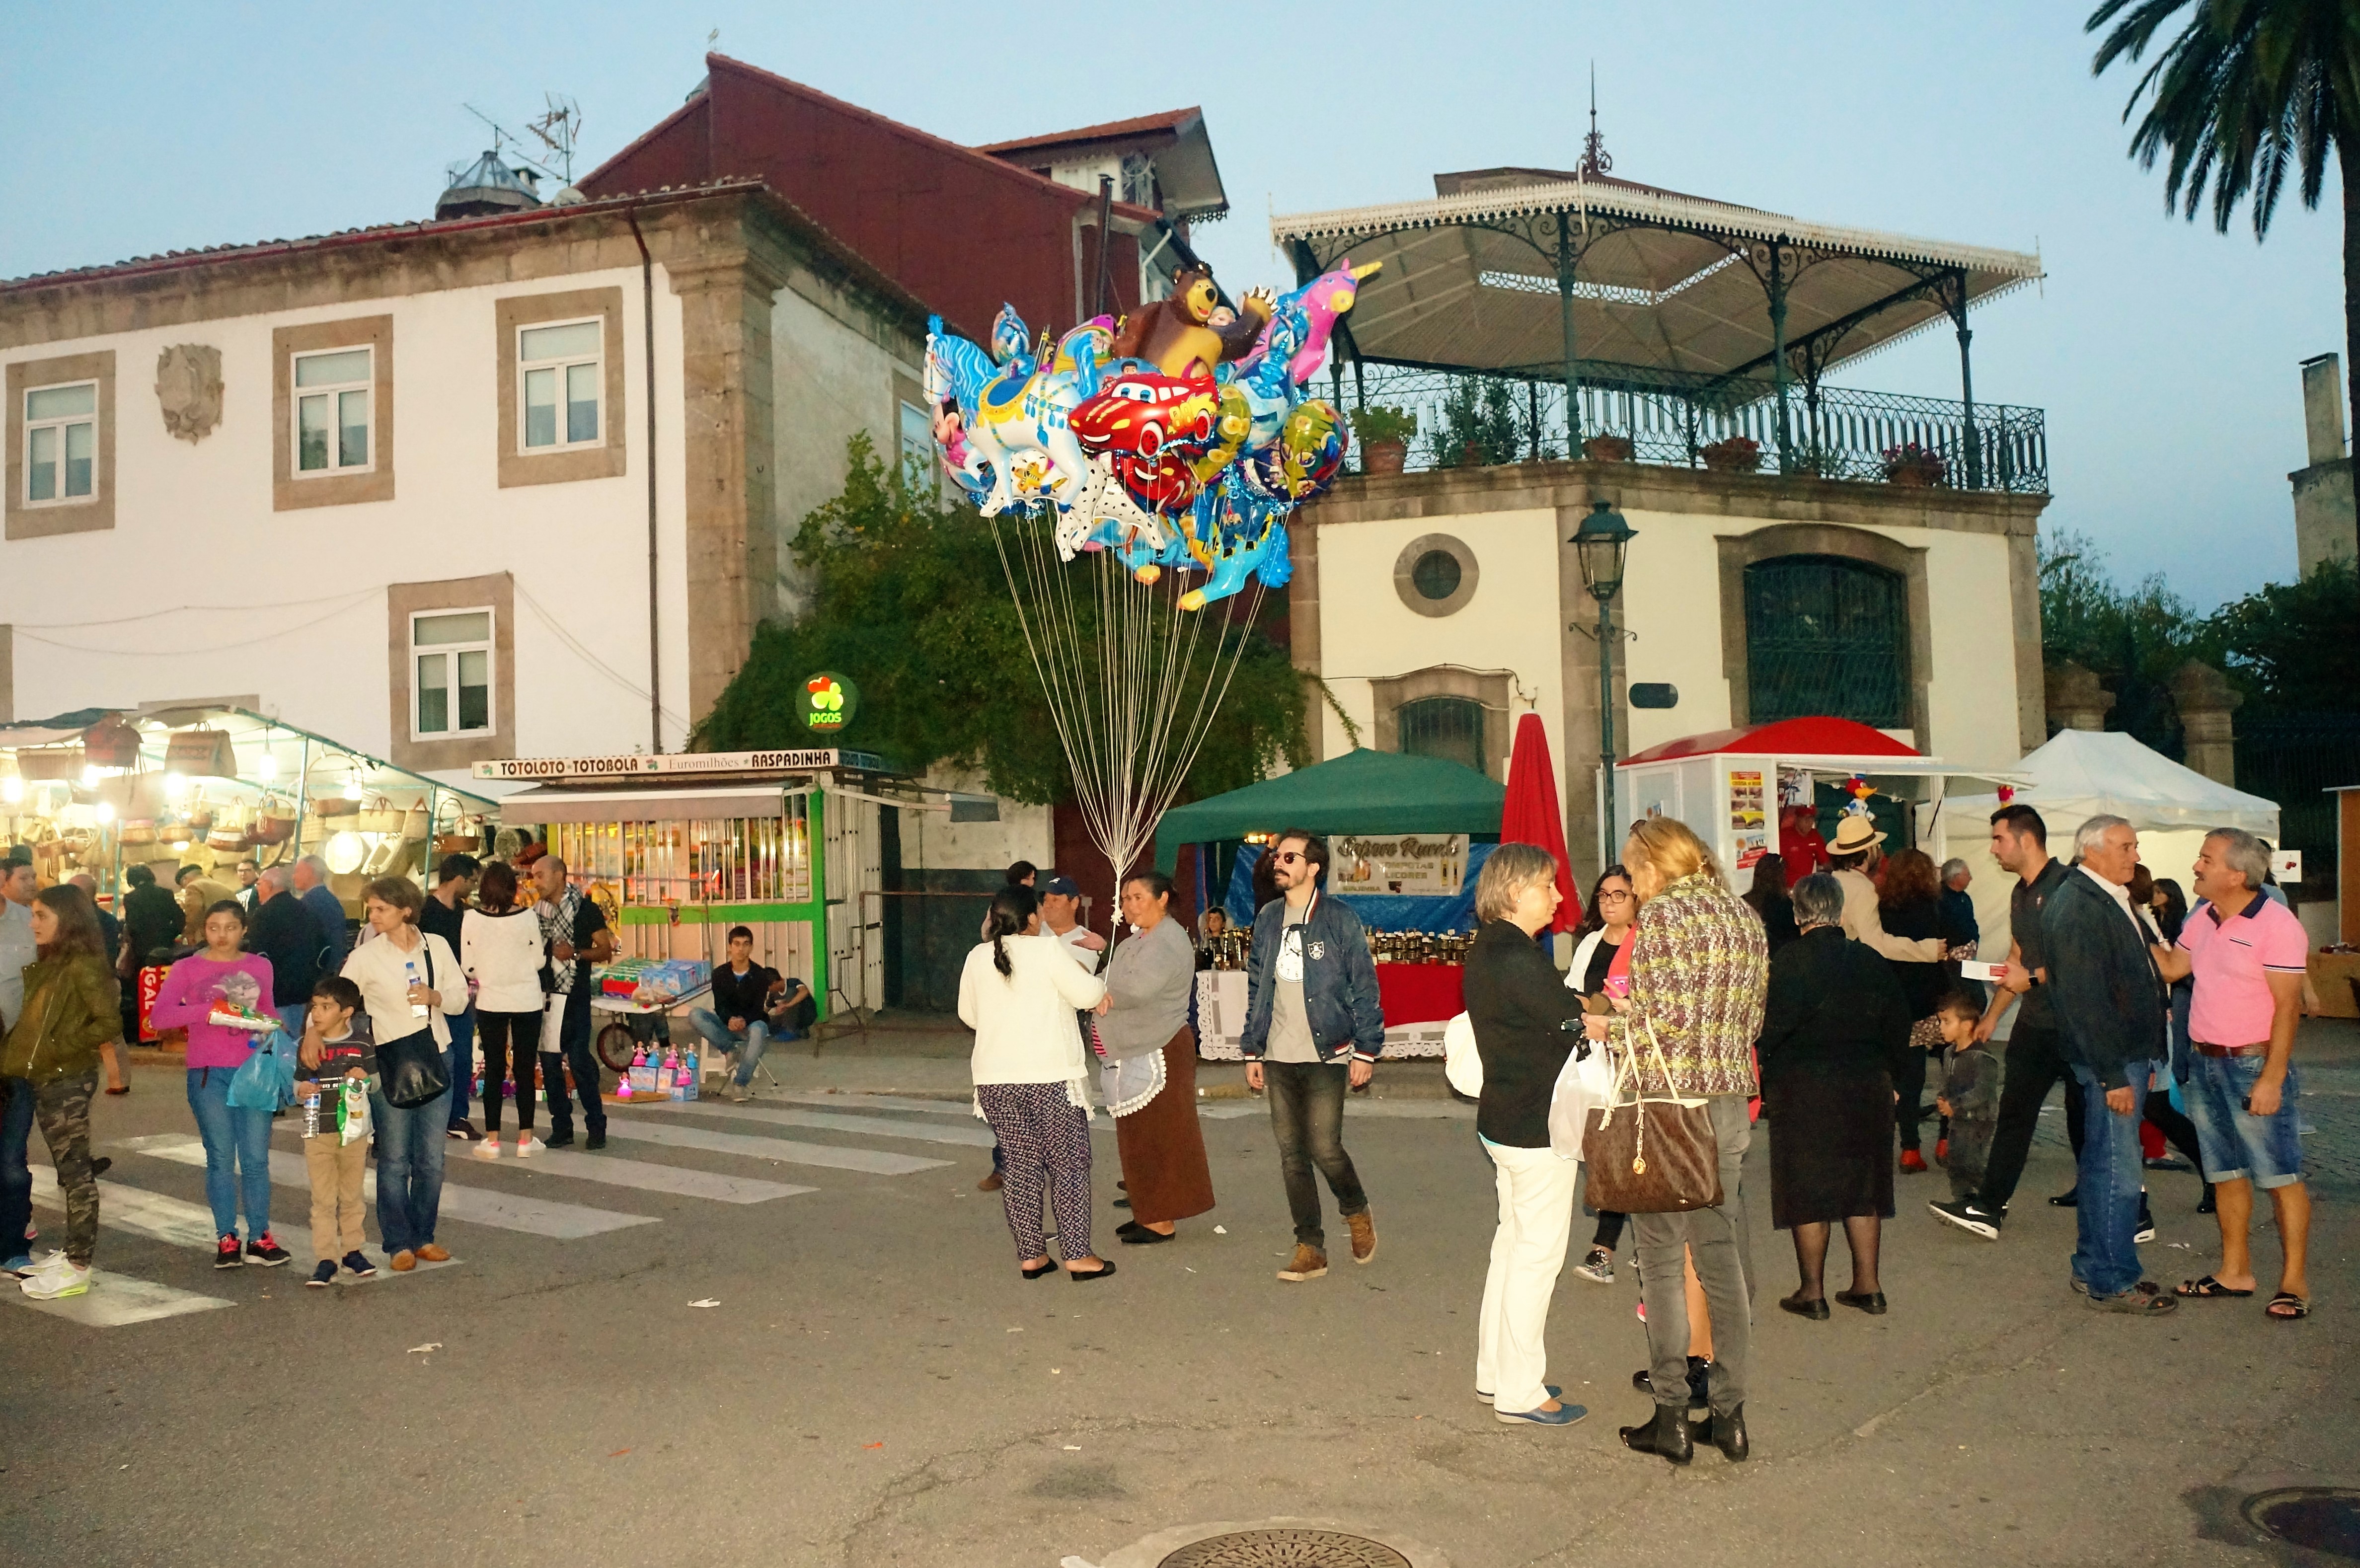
top-left (1581, 1016), bottom-right (1725, 1214)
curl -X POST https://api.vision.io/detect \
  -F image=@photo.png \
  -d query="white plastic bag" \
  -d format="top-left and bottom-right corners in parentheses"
top-left (1547, 1037), bottom-right (1616, 1160)
top-left (1443, 1011), bottom-right (1482, 1098)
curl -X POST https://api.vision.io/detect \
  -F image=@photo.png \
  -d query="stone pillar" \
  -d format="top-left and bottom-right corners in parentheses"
top-left (2169, 660), bottom-right (2242, 787)
top-left (2291, 353), bottom-right (2357, 576)
top-left (670, 247), bottom-right (784, 724)
top-left (2044, 660), bottom-right (2114, 734)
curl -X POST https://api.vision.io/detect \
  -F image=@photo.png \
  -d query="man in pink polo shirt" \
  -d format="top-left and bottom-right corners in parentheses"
top-left (2154, 827), bottom-right (2310, 1320)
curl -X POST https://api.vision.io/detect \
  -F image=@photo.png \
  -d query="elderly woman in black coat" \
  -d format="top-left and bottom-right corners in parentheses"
top-left (1759, 873), bottom-right (1913, 1319)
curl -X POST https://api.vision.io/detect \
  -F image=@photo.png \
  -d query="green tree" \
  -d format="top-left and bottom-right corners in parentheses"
top-left (694, 435), bottom-right (1313, 803)
top-left (2039, 527), bottom-right (2200, 752)
top-left (2089, 0), bottom-right (2360, 437)
top-left (2200, 558), bottom-right (2360, 715)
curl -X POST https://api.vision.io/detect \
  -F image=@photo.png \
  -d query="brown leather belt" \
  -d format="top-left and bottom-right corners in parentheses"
top-left (2192, 1042), bottom-right (2268, 1058)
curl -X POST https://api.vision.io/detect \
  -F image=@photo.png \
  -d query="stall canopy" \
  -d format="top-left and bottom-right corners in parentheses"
top-left (1619, 716), bottom-right (2019, 777)
top-left (1154, 748), bottom-right (1506, 873)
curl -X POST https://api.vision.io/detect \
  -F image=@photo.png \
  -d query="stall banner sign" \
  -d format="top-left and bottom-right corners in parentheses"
top-left (138, 966), bottom-right (169, 1044)
top-left (800, 672), bottom-right (859, 735)
top-left (472, 748), bottom-right (886, 782)
top-left (2273, 849), bottom-right (2304, 885)
top-left (164, 728), bottom-right (238, 777)
top-left (1330, 834), bottom-right (1469, 896)
top-left (1729, 769), bottom-right (1769, 871)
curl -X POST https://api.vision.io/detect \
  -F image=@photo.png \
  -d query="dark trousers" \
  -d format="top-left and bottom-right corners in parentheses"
top-left (541, 994), bottom-right (604, 1137)
top-left (2145, 1090), bottom-right (2202, 1171)
top-left (1263, 1059), bottom-right (1367, 1250)
top-left (1977, 1022), bottom-right (2084, 1210)
top-left (0, 1075), bottom-right (36, 1260)
top-left (444, 1008), bottom-right (476, 1129)
top-left (478, 1009), bottom-right (543, 1136)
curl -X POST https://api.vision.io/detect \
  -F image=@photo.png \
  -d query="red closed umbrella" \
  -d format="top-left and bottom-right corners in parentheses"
top-left (1500, 711), bottom-right (1581, 932)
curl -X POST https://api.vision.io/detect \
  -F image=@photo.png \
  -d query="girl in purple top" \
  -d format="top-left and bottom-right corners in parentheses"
top-left (151, 899), bottom-right (289, 1268)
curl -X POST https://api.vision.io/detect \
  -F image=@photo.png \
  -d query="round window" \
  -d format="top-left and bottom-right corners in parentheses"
top-left (1410, 549), bottom-right (1462, 601)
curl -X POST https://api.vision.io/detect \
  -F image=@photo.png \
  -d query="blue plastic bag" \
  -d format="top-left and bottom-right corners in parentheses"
top-left (227, 1026), bottom-right (298, 1111)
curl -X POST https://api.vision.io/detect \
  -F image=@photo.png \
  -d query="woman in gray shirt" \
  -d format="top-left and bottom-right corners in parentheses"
top-left (1097, 871), bottom-right (1215, 1243)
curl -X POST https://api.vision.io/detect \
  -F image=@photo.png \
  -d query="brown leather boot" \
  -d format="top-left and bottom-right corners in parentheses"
top-left (978, 1171), bottom-right (1004, 1192)
top-left (1277, 1243), bottom-right (1328, 1281)
top-left (1347, 1210), bottom-right (1377, 1265)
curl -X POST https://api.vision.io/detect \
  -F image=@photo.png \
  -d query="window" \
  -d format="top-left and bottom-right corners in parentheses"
top-left (519, 319), bottom-right (602, 450)
top-left (1743, 555), bottom-right (1908, 726)
top-left (1398, 696), bottom-right (1486, 773)
top-left (412, 609), bottom-right (493, 738)
top-left (1409, 549), bottom-right (1461, 602)
top-left (1391, 532), bottom-right (1478, 617)
top-left (23, 381), bottom-right (96, 504)
top-left (898, 400), bottom-right (935, 476)
top-left (293, 347), bottom-right (372, 474)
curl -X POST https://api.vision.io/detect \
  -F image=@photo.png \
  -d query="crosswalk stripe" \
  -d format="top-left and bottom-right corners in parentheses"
top-left (120, 1134), bottom-right (656, 1239)
top-left (596, 1117), bottom-right (951, 1175)
top-left (444, 1143), bottom-right (816, 1204)
top-left (30, 1166), bottom-right (457, 1285)
top-left (660, 1102), bottom-right (997, 1148)
top-left (2, 1267), bottom-right (233, 1327)
top-left (770, 1092), bottom-right (974, 1118)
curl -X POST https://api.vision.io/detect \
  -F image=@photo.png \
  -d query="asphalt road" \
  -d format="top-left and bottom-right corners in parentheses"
top-left (2, 1050), bottom-right (2352, 1568)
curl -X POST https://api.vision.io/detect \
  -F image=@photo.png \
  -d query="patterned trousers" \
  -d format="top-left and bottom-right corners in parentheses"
top-left (33, 1070), bottom-right (99, 1267)
top-left (977, 1082), bottom-right (1093, 1263)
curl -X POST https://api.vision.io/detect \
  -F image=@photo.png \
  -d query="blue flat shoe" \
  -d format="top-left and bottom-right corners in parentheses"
top-left (0, 1255), bottom-right (32, 1277)
top-left (1476, 1383), bottom-right (1561, 1404)
top-left (1497, 1402), bottom-right (1588, 1427)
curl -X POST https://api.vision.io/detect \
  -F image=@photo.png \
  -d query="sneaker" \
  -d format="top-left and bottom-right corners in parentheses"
top-left (247, 1234), bottom-right (292, 1267)
top-left (215, 1234), bottom-right (245, 1269)
top-left (474, 1137), bottom-right (503, 1160)
top-left (306, 1260), bottom-right (338, 1289)
top-left (1928, 1198), bottom-right (2002, 1240)
top-left (513, 1134), bottom-right (544, 1158)
top-left (1277, 1243), bottom-right (1328, 1281)
top-left (1347, 1210), bottom-right (1377, 1265)
top-left (2134, 1200), bottom-right (2157, 1245)
top-left (22, 1259), bottom-right (90, 1300)
top-left (0, 1254), bottom-right (33, 1277)
top-left (731, 1084), bottom-right (753, 1104)
top-left (341, 1251), bottom-right (377, 1278)
top-left (1899, 1148), bottom-right (1928, 1174)
top-left (1572, 1246), bottom-right (1616, 1285)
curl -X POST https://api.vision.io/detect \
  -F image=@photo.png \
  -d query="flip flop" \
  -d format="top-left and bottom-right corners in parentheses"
top-left (2175, 1275), bottom-right (2254, 1299)
top-left (2267, 1291), bottom-right (2310, 1321)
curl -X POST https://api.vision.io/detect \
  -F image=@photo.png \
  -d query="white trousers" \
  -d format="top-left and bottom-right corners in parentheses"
top-left (1475, 1137), bottom-right (1580, 1413)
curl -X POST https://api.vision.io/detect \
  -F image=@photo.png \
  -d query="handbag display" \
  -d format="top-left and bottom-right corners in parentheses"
top-left (376, 937), bottom-right (452, 1109)
top-left (1580, 1015), bottom-right (1724, 1214)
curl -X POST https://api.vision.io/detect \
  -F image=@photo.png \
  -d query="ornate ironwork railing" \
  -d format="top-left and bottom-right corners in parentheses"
top-left (1328, 360), bottom-right (2048, 494)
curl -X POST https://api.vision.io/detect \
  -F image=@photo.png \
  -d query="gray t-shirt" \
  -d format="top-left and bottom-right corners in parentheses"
top-left (1265, 909), bottom-right (1329, 1065)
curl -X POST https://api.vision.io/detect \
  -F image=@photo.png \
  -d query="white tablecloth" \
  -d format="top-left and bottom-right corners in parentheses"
top-left (1192, 970), bottom-right (1446, 1059)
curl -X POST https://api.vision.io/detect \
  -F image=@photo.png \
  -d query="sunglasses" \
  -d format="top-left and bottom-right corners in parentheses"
top-left (1272, 851), bottom-right (1306, 864)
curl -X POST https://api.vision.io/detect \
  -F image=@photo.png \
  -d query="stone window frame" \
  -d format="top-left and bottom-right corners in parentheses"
top-left (1392, 531), bottom-right (1480, 617)
top-left (386, 574), bottom-right (515, 774)
top-left (1715, 523), bottom-right (1933, 749)
top-left (5, 350), bottom-right (116, 540)
top-left (496, 287), bottom-right (627, 489)
top-left (273, 315), bottom-right (394, 512)
top-left (1370, 666), bottom-right (1514, 780)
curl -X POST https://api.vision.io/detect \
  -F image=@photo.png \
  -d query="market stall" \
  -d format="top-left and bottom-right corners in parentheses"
top-left (1154, 748), bottom-right (1506, 1059)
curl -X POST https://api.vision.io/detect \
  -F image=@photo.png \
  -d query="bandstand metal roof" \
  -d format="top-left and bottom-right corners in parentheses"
top-left (1271, 167), bottom-right (2043, 387)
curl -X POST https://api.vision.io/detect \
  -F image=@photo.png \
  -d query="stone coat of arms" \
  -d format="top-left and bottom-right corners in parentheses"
top-left (155, 344), bottom-right (223, 443)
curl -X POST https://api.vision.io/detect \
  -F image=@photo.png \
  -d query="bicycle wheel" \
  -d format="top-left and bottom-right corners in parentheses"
top-left (594, 1020), bottom-right (638, 1075)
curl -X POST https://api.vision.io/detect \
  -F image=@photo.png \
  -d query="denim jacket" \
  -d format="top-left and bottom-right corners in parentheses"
top-left (1238, 890), bottom-right (1385, 1063)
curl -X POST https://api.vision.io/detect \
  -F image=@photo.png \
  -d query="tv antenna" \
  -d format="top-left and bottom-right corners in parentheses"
top-left (461, 92), bottom-right (584, 185)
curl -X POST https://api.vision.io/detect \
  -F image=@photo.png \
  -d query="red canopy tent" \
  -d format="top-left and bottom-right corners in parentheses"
top-left (1501, 712), bottom-right (1581, 931)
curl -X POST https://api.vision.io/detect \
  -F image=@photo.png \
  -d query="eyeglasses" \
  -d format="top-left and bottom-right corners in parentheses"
top-left (1598, 890), bottom-right (1632, 902)
top-left (1272, 851), bottom-right (1306, 865)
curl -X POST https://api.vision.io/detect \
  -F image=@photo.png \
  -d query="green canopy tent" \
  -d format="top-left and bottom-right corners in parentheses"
top-left (1153, 748), bottom-right (1505, 873)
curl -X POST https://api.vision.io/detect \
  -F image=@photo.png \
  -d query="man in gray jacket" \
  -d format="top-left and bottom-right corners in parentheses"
top-left (1240, 829), bottom-right (1384, 1281)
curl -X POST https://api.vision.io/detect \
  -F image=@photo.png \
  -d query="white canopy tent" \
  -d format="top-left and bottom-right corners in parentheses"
top-left (1934, 730), bottom-right (2281, 964)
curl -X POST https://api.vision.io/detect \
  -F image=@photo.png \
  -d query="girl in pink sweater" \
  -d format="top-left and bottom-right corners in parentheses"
top-left (151, 899), bottom-right (288, 1267)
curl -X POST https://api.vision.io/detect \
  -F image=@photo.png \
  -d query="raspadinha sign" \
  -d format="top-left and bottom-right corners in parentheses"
top-left (801, 672), bottom-right (858, 735)
top-left (471, 748), bottom-right (883, 782)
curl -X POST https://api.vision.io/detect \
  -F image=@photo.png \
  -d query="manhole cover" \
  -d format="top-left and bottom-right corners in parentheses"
top-left (2245, 1488), bottom-right (2360, 1559)
top-left (1159, 1529), bottom-right (1413, 1568)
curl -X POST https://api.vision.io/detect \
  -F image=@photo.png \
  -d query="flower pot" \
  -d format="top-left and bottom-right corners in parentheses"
top-left (1886, 465), bottom-right (1939, 488)
top-left (1363, 438), bottom-right (1408, 475)
top-left (1583, 435), bottom-right (1633, 462)
top-left (1699, 436), bottom-right (1761, 473)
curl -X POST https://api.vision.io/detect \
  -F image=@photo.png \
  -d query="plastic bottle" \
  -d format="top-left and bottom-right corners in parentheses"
top-left (404, 958), bottom-right (428, 1019)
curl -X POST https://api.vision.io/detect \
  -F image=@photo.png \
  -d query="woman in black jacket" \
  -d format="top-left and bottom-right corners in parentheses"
top-left (1760, 873), bottom-right (1912, 1319)
top-left (1462, 844), bottom-right (1591, 1428)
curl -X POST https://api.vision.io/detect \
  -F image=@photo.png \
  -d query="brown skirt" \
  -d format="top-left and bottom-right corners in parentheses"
top-left (1112, 1027), bottom-right (1216, 1225)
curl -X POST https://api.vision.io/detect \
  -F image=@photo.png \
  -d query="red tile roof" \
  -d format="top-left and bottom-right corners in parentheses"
top-left (976, 108), bottom-right (1202, 156)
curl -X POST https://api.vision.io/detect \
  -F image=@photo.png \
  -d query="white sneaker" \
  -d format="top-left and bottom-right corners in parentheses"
top-left (23, 1259), bottom-right (90, 1299)
top-left (513, 1134), bottom-right (544, 1158)
top-left (474, 1137), bottom-right (502, 1160)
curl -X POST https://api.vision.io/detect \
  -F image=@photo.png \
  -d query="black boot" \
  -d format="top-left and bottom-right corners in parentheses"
top-left (1687, 1403), bottom-right (1750, 1462)
top-left (1619, 1405), bottom-right (1693, 1465)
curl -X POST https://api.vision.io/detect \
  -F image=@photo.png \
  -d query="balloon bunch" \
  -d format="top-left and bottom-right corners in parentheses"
top-left (923, 259), bottom-right (1378, 610)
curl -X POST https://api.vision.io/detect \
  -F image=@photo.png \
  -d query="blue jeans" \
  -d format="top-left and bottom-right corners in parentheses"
top-left (369, 1083), bottom-right (450, 1253)
top-left (2185, 1050), bottom-right (2305, 1189)
top-left (0, 1076), bottom-right (37, 1260)
top-left (445, 1007), bottom-right (476, 1127)
top-left (186, 1066), bottom-right (273, 1240)
top-left (2070, 1063), bottom-right (2150, 1298)
top-left (687, 1008), bottom-right (796, 1087)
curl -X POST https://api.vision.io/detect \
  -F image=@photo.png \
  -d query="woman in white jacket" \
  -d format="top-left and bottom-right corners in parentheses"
top-left (462, 861), bottom-right (551, 1159)
top-left (958, 885), bottom-right (1115, 1281)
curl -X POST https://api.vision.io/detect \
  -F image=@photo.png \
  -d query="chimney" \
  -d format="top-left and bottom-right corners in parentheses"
top-left (2292, 354), bottom-right (2359, 576)
top-left (2301, 354), bottom-right (2346, 465)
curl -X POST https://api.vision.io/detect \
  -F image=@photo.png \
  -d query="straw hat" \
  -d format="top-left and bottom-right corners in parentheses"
top-left (1827, 814), bottom-right (1886, 855)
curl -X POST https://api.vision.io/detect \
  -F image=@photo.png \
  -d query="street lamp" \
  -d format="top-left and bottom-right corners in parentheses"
top-left (1572, 499), bottom-right (1636, 867)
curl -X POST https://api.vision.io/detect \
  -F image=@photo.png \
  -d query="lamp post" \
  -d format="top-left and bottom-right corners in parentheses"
top-left (1572, 499), bottom-right (1636, 868)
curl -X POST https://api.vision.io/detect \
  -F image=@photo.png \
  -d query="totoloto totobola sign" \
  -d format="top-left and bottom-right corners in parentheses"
top-left (800, 672), bottom-right (858, 736)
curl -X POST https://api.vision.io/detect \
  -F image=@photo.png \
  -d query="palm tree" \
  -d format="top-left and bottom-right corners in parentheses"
top-left (2089, 0), bottom-right (2360, 438)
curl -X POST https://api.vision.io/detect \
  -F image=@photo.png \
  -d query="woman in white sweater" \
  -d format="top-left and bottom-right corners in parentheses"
top-left (461, 861), bottom-right (551, 1159)
top-left (957, 885), bottom-right (1115, 1280)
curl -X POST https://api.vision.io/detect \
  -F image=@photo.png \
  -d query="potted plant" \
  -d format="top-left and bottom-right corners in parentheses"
top-left (1349, 406), bottom-right (1418, 474)
top-left (1582, 433), bottom-right (1633, 462)
top-left (1881, 442), bottom-right (1947, 488)
top-left (1699, 434), bottom-right (1760, 473)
